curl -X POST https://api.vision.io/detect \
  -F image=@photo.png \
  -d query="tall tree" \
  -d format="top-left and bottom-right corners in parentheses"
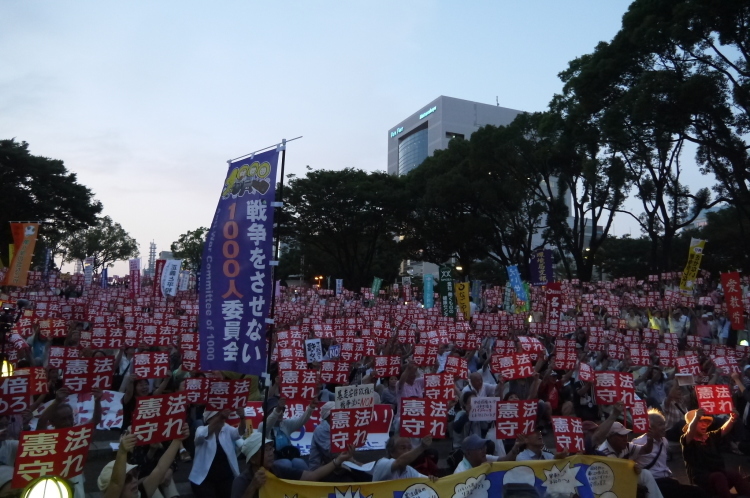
top-left (61, 216), bottom-right (139, 273)
top-left (170, 227), bottom-right (208, 273)
top-left (0, 139), bottom-right (102, 265)
top-left (282, 168), bottom-right (408, 290)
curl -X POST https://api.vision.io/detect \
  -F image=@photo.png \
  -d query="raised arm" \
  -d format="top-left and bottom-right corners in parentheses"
top-left (142, 423), bottom-right (189, 497)
top-left (684, 407), bottom-right (706, 443)
top-left (592, 401), bottom-right (624, 448)
top-left (104, 433), bottom-right (137, 498)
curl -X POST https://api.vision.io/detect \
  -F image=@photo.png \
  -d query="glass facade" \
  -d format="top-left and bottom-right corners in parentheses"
top-left (398, 126), bottom-right (428, 175)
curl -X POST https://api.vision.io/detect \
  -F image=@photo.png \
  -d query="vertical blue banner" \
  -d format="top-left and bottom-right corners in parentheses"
top-left (423, 274), bottom-right (434, 309)
top-left (199, 148), bottom-right (279, 375)
top-left (100, 268), bottom-right (108, 289)
top-left (506, 265), bottom-right (528, 302)
top-left (530, 249), bottom-right (554, 286)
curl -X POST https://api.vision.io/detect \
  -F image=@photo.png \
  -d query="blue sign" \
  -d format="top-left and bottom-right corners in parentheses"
top-left (506, 265), bottom-right (528, 302)
top-left (423, 274), bottom-right (434, 309)
top-left (530, 249), bottom-right (554, 286)
top-left (420, 106), bottom-right (437, 119)
top-left (100, 268), bottom-right (108, 289)
top-left (199, 148), bottom-right (279, 375)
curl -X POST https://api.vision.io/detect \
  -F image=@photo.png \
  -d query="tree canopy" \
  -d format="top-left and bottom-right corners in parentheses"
top-left (60, 216), bottom-right (139, 273)
top-left (170, 227), bottom-right (208, 273)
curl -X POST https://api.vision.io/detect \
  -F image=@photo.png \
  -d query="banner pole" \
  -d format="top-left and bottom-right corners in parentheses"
top-left (260, 138), bottom-right (288, 466)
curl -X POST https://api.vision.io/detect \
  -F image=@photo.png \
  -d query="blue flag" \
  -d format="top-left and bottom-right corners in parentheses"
top-left (506, 265), bottom-right (527, 302)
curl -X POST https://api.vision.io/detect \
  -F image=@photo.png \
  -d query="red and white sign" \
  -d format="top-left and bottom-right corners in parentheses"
top-left (133, 352), bottom-right (171, 379)
top-left (578, 363), bottom-right (594, 382)
top-left (320, 361), bottom-right (350, 385)
top-left (722, 272), bottom-right (745, 331)
top-left (329, 407), bottom-right (372, 452)
top-left (413, 344), bottom-right (438, 367)
top-left (399, 399), bottom-right (448, 439)
top-left (423, 373), bottom-right (455, 403)
top-left (552, 416), bottom-right (585, 454)
top-left (496, 399), bottom-right (538, 439)
top-left (695, 384), bottom-right (734, 415)
top-left (553, 340), bottom-right (578, 370)
top-left (675, 354), bottom-right (702, 376)
top-left (48, 346), bottom-right (81, 369)
top-left (711, 354), bottom-right (740, 376)
top-left (205, 379), bottom-right (251, 411)
top-left (13, 424), bottom-right (94, 488)
top-left (62, 356), bottom-right (115, 393)
top-left (374, 356), bottom-right (401, 378)
top-left (443, 356), bottom-right (468, 379)
top-left (491, 353), bottom-right (534, 381)
top-left (630, 399), bottom-right (649, 433)
top-left (594, 371), bottom-right (635, 406)
top-left (37, 319), bottom-right (68, 339)
top-left (131, 392), bottom-right (187, 445)
top-left (280, 369), bottom-right (320, 400)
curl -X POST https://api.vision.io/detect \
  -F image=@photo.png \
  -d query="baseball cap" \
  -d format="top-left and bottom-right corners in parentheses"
top-left (462, 434), bottom-right (488, 452)
top-left (608, 422), bottom-right (631, 436)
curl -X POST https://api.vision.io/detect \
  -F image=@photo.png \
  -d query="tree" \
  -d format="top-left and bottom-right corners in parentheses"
top-left (595, 235), bottom-right (652, 280)
top-left (170, 227), bottom-right (208, 273)
top-left (61, 216), bottom-right (139, 273)
top-left (282, 168), bottom-right (408, 290)
top-left (0, 139), bottom-right (102, 265)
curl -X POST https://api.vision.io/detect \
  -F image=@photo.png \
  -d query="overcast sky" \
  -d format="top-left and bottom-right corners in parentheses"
top-left (1, 1), bottom-right (707, 276)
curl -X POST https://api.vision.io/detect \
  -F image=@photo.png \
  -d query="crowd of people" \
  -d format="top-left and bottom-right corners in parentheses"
top-left (0, 270), bottom-right (749, 498)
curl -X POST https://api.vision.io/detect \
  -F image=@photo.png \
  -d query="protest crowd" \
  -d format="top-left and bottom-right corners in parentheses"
top-left (1, 267), bottom-right (750, 498)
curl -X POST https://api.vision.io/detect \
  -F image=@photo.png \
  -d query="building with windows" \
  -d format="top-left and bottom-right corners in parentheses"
top-left (387, 96), bottom-right (524, 176)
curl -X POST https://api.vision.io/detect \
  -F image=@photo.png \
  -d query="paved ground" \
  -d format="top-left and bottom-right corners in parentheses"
top-left (81, 430), bottom-right (750, 498)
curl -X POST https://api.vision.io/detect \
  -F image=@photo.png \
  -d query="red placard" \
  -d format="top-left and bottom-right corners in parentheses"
top-left (205, 379), bottom-right (251, 411)
top-left (676, 353), bottom-right (702, 376)
top-left (443, 356), bottom-right (468, 379)
top-left (413, 344), bottom-right (437, 367)
top-left (47, 346), bottom-right (81, 369)
top-left (184, 377), bottom-right (208, 405)
top-left (374, 355), bottom-right (401, 378)
top-left (14, 367), bottom-right (49, 396)
top-left (578, 363), bottom-right (594, 382)
top-left (133, 351), bottom-right (171, 379)
top-left (630, 399), bottom-right (649, 433)
top-left (320, 361), bottom-right (351, 385)
top-left (280, 369), bottom-right (320, 400)
top-left (553, 340), bottom-right (578, 370)
top-left (180, 333), bottom-right (200, 372)
top-left (594, 371), bottom-right (635, 406)
top-left (37, 319), bottom-right (68, 339)
top-left (551, 416), bottom-right (585, 454)
top-left (629, 347), bottom-right (651, 367)
top-left (722, 272), bottom-right (744, 331)
top-left (695, 384), bottom-right (734, 415)
top-left (62, 356), bottom-right (114, 393)
top-left (330, 407), bottom-right (372, 452)
top-left (496, 399), bottom-right (538, 439)
top-left (711, 354), bottom-right (740, 376)
top-left (13, 424), bottom-right (94, 488)
top-left (517, 336), bottom-right (546, 362)
top-left (491, 353), bottom-right (534, 381)
top-left (131, 392), bottom-right (187, 445)
top-left (0, 375), bottom-right (33, 416)
top-left (399, 399), bottom-right (448, 438)
top-left (423, 373), bottom-right (455, 403)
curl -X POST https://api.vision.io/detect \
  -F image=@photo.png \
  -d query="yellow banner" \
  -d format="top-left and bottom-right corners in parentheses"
top-left (679, 238), bottom-right (706, 294)
top-left (3, 223), bottom-right (39, 287)
top-left (454, 282), bottom-right (470, 321)
top-left (261, 455), bottom-right (636, 498)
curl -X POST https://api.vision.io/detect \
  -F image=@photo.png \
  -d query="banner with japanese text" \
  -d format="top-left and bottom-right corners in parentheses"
top-left (161, 259), bottom-right (182, 297)
top-left (721, 272), bottom-right (744, 330)
top-left (530, 249), bottom-right (554, 286)
top-left (199, 148), bottom-right (279, 374)
top-left (454, 281), bottom-right (470, 320)
top-left (2, 223), bottom-right (39, 287)
top-left (679, 238), bottom-right (706, 293)
top-left (506, 265), bottom-right (527, 302)
top-left (423, 273), bottom-right (434, 309)
top-left (261, 455), bottom-right (637, 498)
top-left (129, 258), bottom-right (141, 298)
top-left (153, 259), bottom-right (166, 297)
top-left (438, 266), bottom-right (456, 317)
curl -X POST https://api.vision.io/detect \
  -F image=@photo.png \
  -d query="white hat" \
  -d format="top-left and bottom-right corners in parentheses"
top-left (320, 401), bottom-right (335, 420)
top-left (203, 410), bottom-right (219, 423)
top-left (98, 460), bottom-right (138, 491)
top-left (241, 432), bottom-right (266, 461)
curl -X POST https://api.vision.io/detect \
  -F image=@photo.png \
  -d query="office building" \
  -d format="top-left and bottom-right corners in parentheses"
top-left (387, 96), bottom-right (524, 176)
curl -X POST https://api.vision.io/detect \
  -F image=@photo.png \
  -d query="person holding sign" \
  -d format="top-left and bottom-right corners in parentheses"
top-left (680, 408), bottom-right (750, 498)
top-left (372, 436), bottom-right (432, 481)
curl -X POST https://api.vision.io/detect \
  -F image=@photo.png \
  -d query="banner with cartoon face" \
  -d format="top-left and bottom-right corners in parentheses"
top-left (260, 455), bottom-right (637, 498)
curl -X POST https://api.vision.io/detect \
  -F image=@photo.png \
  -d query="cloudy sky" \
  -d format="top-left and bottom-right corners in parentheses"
top-left (2, 1), bottom-right (704, 275)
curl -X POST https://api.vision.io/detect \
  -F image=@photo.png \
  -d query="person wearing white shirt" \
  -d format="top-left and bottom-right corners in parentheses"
top-left (597, 422), bottom-right (664, 498)
top-left (515, 431), bottom-right (559, 461)
top-left (632, 410), bottom-right (708, 498)
top-left (461, 372), bottom-right (500, 398)
top-left (189, 409), bottom-right (245, 498)
top-left (372, 436), bottom-right (431, 481)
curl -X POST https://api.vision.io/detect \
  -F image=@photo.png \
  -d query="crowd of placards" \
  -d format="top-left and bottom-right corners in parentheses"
top-left (0, 268), bottom-right (750, 498)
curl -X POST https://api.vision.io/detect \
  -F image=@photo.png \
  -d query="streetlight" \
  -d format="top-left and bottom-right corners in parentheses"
top-left (314, 276), bottom-right (323, 288)
top-left (1, 360), bottom-right (13, 377)
top-left (455, 266), bottom-right (463, 272)
top-left (22, 476), bottom-right (72, 498)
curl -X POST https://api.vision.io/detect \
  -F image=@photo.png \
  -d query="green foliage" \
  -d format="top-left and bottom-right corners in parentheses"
top-left (61, 216), bottom-right (139, 273)
top-left (0, 139), bottom-right (102, 265)
top-left (282, 168), bottom-right (408, 290)
top-left (170, 227), bottom-right (208, 273)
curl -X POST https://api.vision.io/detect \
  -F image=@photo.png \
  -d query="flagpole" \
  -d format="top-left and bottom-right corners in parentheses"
top-left (259, 138), bottom-right (288, 465)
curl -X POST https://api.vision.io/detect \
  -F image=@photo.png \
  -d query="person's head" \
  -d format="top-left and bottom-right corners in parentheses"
top-left (388, 376), bottom-right (398, 389)
top-left (605, 422), bottom-right (631, 453)
top-left (673, 309), bottom-right (682, 318)
top-left (53, 403), bottom-right (75, 429)
top-left (503, 391), bottom-right (520, 401)
top-left (386, 436), bottom-right (413, 459)
top-left (98, 460), bottom-right (139, 498)
top-left (685, 410), bottom-right (713, 436)
top-left (648, 409), bottom-right (666, 439)
top-left (124, 346), bottom-right (136, 358)
top-left (462, 391), bottom-right (476, 411)
top-left (242, 432), bottom-right (274, 470)
top-left (461, 434), bottom-right (488, 467)
top-left (523, 430), bottom-right (544, 450)
top-left (93, 350), bottom-right (106, 358)
top-left (469, 372), bottom-right (483, 393)
top-left (320, 401), bottom-right (335, 421)
top-left (135, 379), bottom-right (150, 397)
top-left (650, 367), bottom-right (663, 382)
